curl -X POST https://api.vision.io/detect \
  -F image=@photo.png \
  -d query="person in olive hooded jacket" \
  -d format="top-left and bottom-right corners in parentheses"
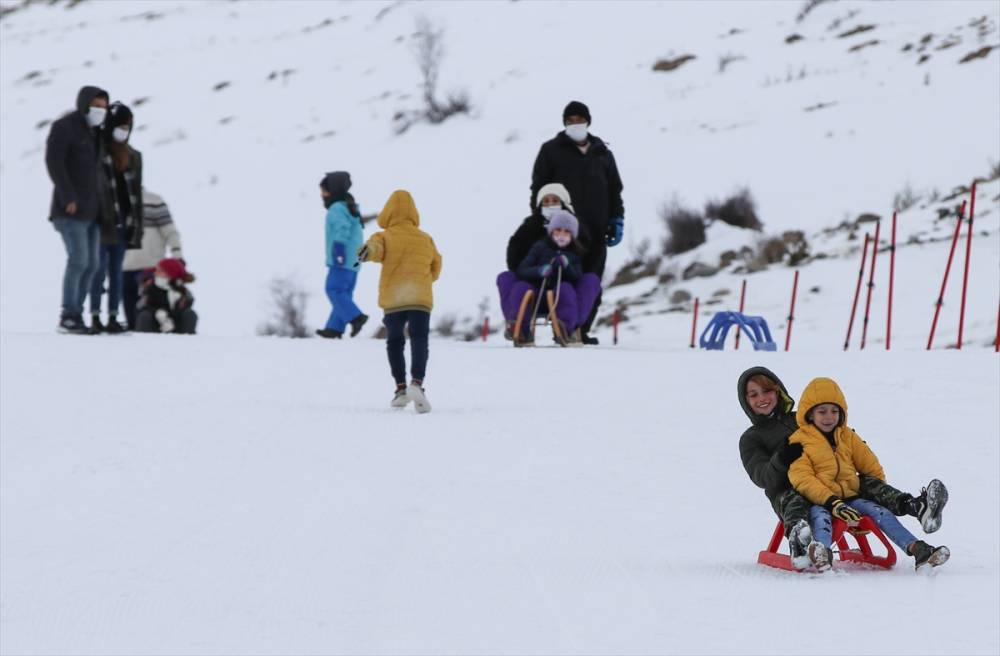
top-left (737, 366), bottom-right (945, 570)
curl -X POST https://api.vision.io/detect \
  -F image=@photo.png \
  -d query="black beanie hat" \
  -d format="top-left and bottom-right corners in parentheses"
top-left (320, 171), bottom-right (352, 201)
top-left (105, 101), bottom-right (133, 129)
top-left (562, 100), bottom-right (591, 125)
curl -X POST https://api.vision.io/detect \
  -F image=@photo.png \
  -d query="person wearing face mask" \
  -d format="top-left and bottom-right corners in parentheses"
top-left (317, 171), bottom-right (367, 339)
top-left (45, 85), bottom-right (111, 334)
top-left (530, 101), bottom-right (625, 345)
top-left (135, 258), bottom-right (197, 334)
top-left (89, 101), bottom-right (144, 334)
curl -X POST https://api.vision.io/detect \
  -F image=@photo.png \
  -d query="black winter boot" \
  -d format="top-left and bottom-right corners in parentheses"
top-left (88, 315), bottom-right (105, 335)
top-left (579, 332), bottom-right (599, 346)
top-left (316, 328), bottom-right (343, 339)
top-left (909, 540), bottom-right (950, 570)
top-left (349, 313), bottom-right (369, 338)
top-left (906, 479), bottom-right (948, 533)
top-left (788, 519), bottom-right (812, 570)
top-left (105, 316), bottom-right (126, 334)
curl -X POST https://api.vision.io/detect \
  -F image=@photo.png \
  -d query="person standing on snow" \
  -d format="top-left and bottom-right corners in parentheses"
top-left (317, 171), bottom-right (368, 339)
top-left (530, 100), bottom-right (624, 344)
top-left (357, 190), bottom-right (442, 413)
top-left (89, 101), bottom-right (144, 334)
top-left (45, 85), bottom-right (111, 334)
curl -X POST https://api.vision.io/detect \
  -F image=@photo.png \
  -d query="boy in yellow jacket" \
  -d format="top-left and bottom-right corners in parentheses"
top-left (358, 190), bottom-right (442, 413)
top-left (788, 377), bottom-right (949, 571)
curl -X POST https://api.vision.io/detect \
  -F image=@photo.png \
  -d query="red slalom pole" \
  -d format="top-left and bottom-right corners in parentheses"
top-left (860, 219), bottom-right (882, 350)
top-left (886, 212), bottom-right (897, 350)
top-left (927, 201), bottom-right (966, 349)
top-left (734, 279), bottom-right (747, 350)
top-left (784, 270), bottom-right (799, 352)
top-left (844, 233), bottom-right (870, 350)
top-left (957, 181), bottom-right (977, 350)
top-left (613, 309), bottom-right (620, 345)
top-left (481, 316), bottom-right (489, 342)
top-left (690, 297), bottom-right (700, 348)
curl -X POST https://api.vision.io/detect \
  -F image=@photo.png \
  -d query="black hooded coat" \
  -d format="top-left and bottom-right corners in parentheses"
top-left (45, 86), bottom-right (110, 222)
top-left (737, 366), bottom-right (801, 509)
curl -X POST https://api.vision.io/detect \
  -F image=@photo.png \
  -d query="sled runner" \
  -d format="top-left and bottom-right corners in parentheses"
top-left (758, 517), bottom-right (897, 571)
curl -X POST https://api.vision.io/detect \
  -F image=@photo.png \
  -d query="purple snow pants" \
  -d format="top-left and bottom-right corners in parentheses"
top-left (496, 271), bottom-right (601, 335)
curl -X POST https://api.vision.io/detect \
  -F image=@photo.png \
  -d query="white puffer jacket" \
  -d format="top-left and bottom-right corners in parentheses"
top-left (123, 190), bottom-right (183, 271)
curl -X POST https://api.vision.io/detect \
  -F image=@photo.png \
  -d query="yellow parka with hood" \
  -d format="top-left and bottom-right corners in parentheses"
top-left (362, 190), bottom-right (442, 312)
top-left (787, 377), bottom-right (886, 507)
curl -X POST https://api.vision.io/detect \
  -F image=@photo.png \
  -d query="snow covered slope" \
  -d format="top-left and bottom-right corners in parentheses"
top-left (1, 0), bottom-right (998, 339)
top-left (1, 333), bottom-right (998, 653)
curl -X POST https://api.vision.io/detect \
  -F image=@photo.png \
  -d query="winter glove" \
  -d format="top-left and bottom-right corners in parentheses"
top-left (551, 254), bottom-right (569, 268)
top-left (154, 309), bottom-right (175, 334)
top-left (777, 442), bottom-right (803, 469)
top-left (356, 245), bottom-right (369, 262)
top-left (333, 242), bottom-right (347, 266)
top-left (829, 499), bottom-right (863, 523)
top-left (605, 217), bottom-right (624, 247)
top-left (539, 263), bottom-right (553, 278)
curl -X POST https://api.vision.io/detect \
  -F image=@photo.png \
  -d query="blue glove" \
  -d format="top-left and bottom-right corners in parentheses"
top-left (539, 263), bottom-right (553, 278)
top-left (333, 242), bottom-right (347, 266)
top-left (551, 254), bottom-right (569, 268)
top-left (606, 217), bottom-right (624, 247)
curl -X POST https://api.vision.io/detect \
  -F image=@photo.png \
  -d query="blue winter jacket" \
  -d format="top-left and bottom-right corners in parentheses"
top-left (516, 238), bottom-right (583, 283)
top-left (325, 200), bottom-right (364, 269)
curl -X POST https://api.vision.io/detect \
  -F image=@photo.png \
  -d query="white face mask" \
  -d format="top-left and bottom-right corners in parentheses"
top-left (565, 123), bottom-right (588, 142)
top-left (540, 205), bottom-right (561, 220)
top-left (86, 106), bottom-right (107, 127)
top-left (112, 126), bottom-right (131, 143)
top-left (154, 275), bottom-right (170, 290)
top-left (552, 233), bottom-right (572, 248)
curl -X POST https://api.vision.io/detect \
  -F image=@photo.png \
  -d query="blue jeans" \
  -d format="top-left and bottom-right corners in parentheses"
top-left (53, 217), bottom-right (100, 317)
top-left (89, 227), bottom-right (127, 315)
top-left (324, 266), bottom-right (362, 331)
top-left (811, 499), bottom-right (918, 550)
top-left (383, 310), bottom-right (430, 385)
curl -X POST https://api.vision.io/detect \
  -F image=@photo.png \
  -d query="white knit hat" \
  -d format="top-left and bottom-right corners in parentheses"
top-left (535, 183), bottom-right (574, 213)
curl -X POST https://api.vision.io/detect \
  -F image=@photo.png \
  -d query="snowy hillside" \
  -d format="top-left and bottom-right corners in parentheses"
top-left (1, 0), bottom-right (998, 340)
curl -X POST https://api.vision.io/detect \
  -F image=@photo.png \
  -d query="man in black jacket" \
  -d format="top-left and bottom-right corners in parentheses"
top-left (530, 101), bottom-right (624, 344)
top-left (46, 85), bottom-right (110, 334)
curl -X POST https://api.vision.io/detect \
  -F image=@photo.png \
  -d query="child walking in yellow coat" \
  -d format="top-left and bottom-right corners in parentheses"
top-left (359, 190), bottom-right (442, 413)
top-left (788, 377), bottom-right (949, 572)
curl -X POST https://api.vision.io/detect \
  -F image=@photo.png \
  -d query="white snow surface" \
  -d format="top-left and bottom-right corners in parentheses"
top-left (2, 1), bottom-right (1000, 654)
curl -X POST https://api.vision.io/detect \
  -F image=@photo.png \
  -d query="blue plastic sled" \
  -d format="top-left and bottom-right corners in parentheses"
top-left (699, 311), bottom-right (776, 351)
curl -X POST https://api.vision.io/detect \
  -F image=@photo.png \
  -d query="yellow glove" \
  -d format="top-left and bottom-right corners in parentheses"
top-left (830, 499), bottom-right (863, 523)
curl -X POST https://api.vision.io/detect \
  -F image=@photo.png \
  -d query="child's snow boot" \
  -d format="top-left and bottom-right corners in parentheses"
top-left (906, 479), bottom-right (948, 533)
top-left (909, 540), bottom-right (950, 570)
top-left (316, 328), bottom-right (343, 339)
top-left (349, 313), bottom-right (369, 338)
top-left (89, 315), bottom-right (105, 335)
top-left (105, 315), bottom-right (126, 334)
top-left (390, 383), bottom-right (410, 408)
top-left (408, 380), bottom-right (431, 414)
top-left (807, 541), bottom-right (833, 572)
top-left (788, 519), bottom-right (813, 571)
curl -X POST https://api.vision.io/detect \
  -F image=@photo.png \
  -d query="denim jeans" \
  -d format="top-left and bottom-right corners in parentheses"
top-left (383, 310), bottom-right (430, 385)
top-left (122, 269), bottom-right (149, 330)
top-left (811, 499), bottom-right (918, 550)
top-left (324, 266), bottom-right (362, 331)
top-left (89, 227), bottom-right (128, 316)
top-left (53, 217), bottom-right (100, 317)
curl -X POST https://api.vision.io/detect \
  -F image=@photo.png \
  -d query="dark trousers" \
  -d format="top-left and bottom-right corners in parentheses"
top-left (122, 270), bottom-right (146, 330)
top-left (581, 240), bottom-right (607, 335)
top-left (136, 307), bottom-right (198, 334)
top-left (773, 488), bottom-right (813, 537)
top-left (383, 310), bottom-right (430, 385)
top-left (89, 227), bottom-right (127, 316)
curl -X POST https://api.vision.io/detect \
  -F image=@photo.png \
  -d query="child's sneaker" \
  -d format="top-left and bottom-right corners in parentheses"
top-left (349, 313), bottom-right (369, 338)
top-left (908, 479), bottom-right (948, 533)
top-left (909, 540), bottom-right (950, 570)
top-left (788, 519), bottom-right (813, 570)
top-left (807, 541), bottom-right (833, 572)
top-left (408, 381), bottom-right (431, 414)
top-left (390, 384), bottom-right (410, 408)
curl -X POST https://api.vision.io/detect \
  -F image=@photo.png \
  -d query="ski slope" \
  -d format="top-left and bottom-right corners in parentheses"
top-left (1, 333), bottom-right (998, 654)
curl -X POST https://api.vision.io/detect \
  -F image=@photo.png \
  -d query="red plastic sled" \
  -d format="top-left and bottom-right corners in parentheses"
top-left (758, 517), bottom-right (897, 571)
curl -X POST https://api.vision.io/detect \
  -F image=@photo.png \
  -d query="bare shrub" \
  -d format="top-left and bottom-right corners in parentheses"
top-left (661, 201), bottom-right (706, 255)
top-left (434, 313), bottom-right (457, 337)
top-left (705, 187), bottom-right (763, 230)
top-left (258, 276), bottom-right (310, 338)
top-left (892, 183), bottom-right (920, 212)
top-left (394, 15), bottom-right (471, 134)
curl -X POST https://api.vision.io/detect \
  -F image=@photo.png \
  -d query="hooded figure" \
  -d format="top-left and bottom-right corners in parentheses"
top-left (321, 171), bottom-right (364, 270)
top-left (45, 85), bottom-right (110, 222)
top-left (787, 377), bottom-right (885, 507)
top-left (361, 190), bottom-right (442, 312)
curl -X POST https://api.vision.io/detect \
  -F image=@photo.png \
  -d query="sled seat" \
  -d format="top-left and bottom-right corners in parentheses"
top-left (758, 517), bottom-right (897, 571)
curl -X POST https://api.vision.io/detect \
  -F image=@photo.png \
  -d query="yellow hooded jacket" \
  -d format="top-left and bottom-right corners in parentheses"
top-left (787, 377), bottom-right (886, 506)
top-left (362, 190), bottom-right (443, 313)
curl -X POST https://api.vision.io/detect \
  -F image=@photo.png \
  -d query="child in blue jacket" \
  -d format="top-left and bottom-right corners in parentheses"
top-left (317, 171), bottom-right (368, 338)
